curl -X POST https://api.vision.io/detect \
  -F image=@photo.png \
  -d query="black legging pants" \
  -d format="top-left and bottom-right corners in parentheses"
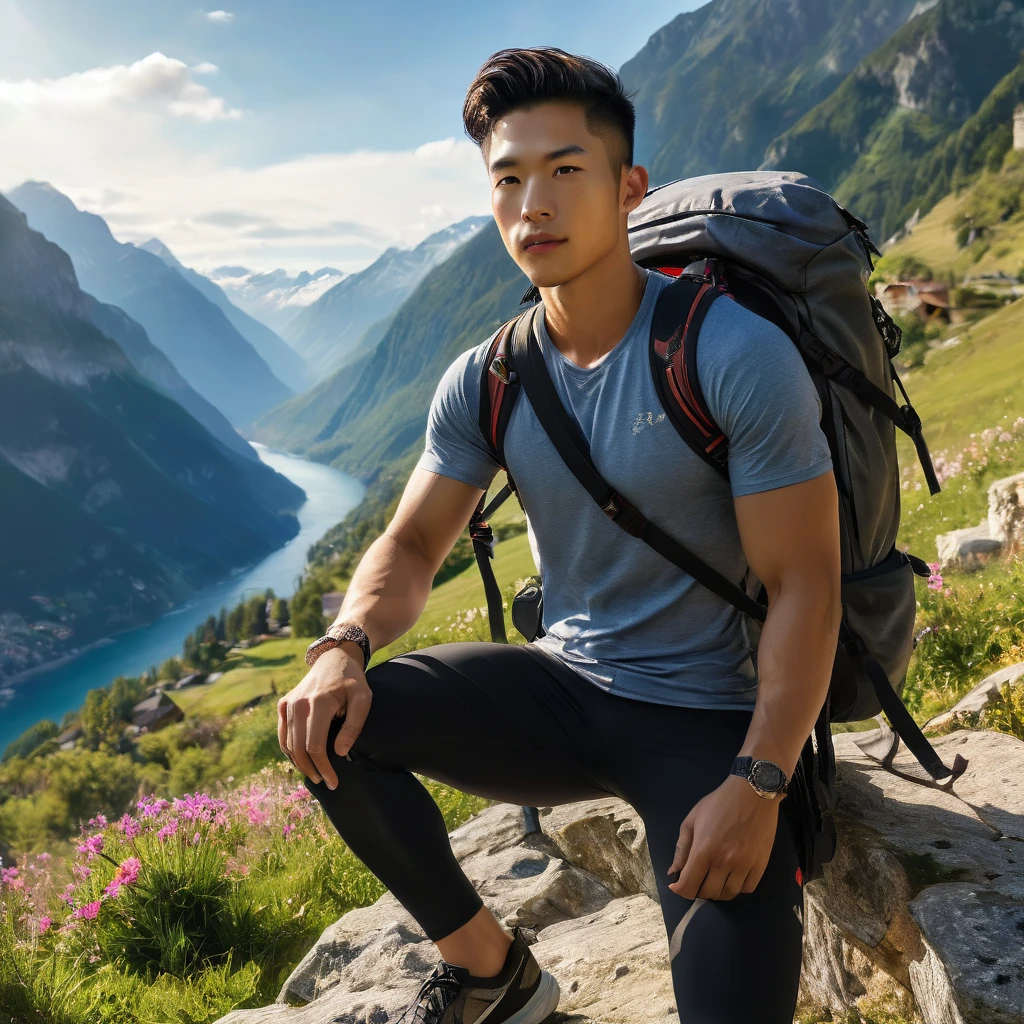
top-left (303, 641), bottom-right (806, 1024)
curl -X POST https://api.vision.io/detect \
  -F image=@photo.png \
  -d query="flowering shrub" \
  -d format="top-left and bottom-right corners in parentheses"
top-left (0, 762), bottom-right (489, 1022)
top-left (906, 558), bottom-right (1024, 721)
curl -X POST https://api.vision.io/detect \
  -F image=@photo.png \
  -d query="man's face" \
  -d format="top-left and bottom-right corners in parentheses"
top-left (484, 101), bottom-right (642, 288)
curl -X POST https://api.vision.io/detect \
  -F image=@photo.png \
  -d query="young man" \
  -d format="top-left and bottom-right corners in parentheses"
top-left (280, 47), bottom-right (841, 1024)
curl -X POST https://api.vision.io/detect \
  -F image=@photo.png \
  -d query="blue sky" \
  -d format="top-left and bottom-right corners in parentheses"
top-left (0, 1), bottom-right (704, 272)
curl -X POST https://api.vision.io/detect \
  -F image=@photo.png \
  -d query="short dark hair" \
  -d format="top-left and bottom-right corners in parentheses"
top-left (462, 46), bottom-right (635, 169)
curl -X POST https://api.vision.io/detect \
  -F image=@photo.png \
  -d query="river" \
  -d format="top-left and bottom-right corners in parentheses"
top-left (0, 443), bottom-right (365, 754)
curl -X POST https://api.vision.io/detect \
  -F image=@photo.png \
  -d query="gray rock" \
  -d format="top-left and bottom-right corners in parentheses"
top-left (218, 730), bottom-right (1024, 1024)
top-left (910, 884), bottom-right (1024, 1024)
top-left (935, 523), bottom-right (1003, 573)
top-left (924, 662), bottom-right (1024, 733)
top-left (988, 471), bottom-right (1024, 555)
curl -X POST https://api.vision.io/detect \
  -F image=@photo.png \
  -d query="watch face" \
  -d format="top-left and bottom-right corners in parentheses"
top-left (751, 761), bottom-right (785, 793)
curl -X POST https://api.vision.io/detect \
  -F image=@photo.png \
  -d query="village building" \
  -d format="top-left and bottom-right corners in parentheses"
top-left (874, 279), bottom-right (952, 323)
top-left (131, 691), bottom-right (184, 732)
top-left (55, 723), bottom-right (82, 750)
top-left (321, 590), bottom-right (346, 622)
top-left (1014, 102), bottom-right (1024, 151)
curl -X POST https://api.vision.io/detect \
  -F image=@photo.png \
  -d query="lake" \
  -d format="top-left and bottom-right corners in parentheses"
top-left (0, 443), bottom-right (365, 753)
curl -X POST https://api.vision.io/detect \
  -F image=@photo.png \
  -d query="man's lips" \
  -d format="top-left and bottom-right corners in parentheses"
top-left (522, 236), bottom-right (567, 253)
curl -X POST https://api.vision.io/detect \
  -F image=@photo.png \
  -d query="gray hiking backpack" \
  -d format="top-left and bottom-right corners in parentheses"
top-left (468, 171), bottom-right (967, 879)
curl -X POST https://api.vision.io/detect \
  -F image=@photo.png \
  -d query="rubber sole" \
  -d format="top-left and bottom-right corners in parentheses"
top-left (498, 969), bottom-right (560, 1024)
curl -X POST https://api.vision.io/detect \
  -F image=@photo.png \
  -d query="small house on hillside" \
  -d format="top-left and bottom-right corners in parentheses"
top-left (875, 280), bottom-right (951, 323)
top-left (56, 723), bottom-right (82, 750)
top-left (321, 591), bottom-right (345, 621)
top-left (171, 672), bottom-right (206, 690)
top-left (131, 691), bottom-right (183, 732)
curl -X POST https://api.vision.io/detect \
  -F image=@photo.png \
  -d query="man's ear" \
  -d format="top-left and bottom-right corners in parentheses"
top-left (621, 163), bottom-right (649, 215)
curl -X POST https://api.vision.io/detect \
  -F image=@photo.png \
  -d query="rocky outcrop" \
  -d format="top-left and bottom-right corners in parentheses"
top-left (935, 524), bottom-right (1004, 573)
top-left (216, 729), bottom-right (1024, 1024)
top-left (936, 470), bottom-right (1024, 571)
top-left (988, 472), bottom-right (1024, 558)
top-left (925, 662), bottom-right (1024, 732)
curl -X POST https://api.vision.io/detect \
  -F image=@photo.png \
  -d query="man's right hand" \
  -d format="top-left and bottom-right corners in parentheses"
top-left (278, 641), bottom-right (372, 790)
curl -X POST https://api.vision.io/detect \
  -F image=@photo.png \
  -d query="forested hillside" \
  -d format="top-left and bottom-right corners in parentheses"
top-left (621, 0), bottom-right (922, 184)
top-left (761, 0), bottom-right (1024, 239)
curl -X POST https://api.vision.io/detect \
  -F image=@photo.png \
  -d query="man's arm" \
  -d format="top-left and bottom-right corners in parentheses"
top-left (667, 469), bottom-right (841, 901)
top-left (278, 468), bottom-right (484, 789)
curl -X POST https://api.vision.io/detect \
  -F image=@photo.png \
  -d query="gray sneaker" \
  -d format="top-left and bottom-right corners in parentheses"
top-left (394, 925), bottom-right (560, 1024)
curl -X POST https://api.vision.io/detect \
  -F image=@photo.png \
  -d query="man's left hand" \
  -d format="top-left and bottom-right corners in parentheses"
top-left (667, 774), bottom-right (781, 901)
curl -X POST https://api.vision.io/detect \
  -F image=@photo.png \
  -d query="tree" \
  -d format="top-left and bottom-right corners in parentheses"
top-left (290, 584), bottom-right (326, 639)
top-left (110, 675), bottom-right (147, 722)
top-left (2, 721), bottom-right (58, 762)
top-left (271, 596), bottom-right (290, 627)
top-left (80, 687), bottom-right (118, 750)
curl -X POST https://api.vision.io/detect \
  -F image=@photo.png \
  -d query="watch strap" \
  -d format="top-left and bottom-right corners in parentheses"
top-left (305, 623), bottom-right (371, 671)
top-left (730, 755), bottom-right (789, 797)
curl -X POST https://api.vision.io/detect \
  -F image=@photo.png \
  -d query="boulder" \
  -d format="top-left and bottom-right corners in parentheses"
top-left (935, 524), bottom-right (1003, 573)
top-left (216, 730), bottom-right (1024, 1024)
top-left (988, 471), bottom-right (1024, 556)
top-left (924, 662), bottom-right (1024, 732)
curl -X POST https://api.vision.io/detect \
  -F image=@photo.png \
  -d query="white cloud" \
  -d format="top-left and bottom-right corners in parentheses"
top-left (0, 53), bottom-right (491, 273)
top-left (205, 10), bottom-right (235, 23)
top-left (0, 52), bottom-right (240, 121)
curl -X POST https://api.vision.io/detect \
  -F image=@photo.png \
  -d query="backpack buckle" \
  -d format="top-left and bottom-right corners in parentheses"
top-left (490, 356), bottom-right (518, 385)
top-left (601, 491), bottom-right (646, 537)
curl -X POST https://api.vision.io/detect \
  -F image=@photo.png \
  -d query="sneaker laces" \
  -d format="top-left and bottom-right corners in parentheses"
top-left (396, 960), bottom-right (466, 1023)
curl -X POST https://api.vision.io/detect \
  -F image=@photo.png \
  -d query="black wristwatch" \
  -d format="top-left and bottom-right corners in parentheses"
top-left (305, 622), bottom-right (371, 671)
top-left (730, 756), bottom-right (789, 800)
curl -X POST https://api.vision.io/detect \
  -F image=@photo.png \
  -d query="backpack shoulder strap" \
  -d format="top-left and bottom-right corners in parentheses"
top-left (478, 314), bottom-right (525, 470)
top-left (649, 274), bottom-right (730, 479)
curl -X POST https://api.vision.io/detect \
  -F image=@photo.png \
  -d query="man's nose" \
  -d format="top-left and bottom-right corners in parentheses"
top-left (521, 180), bottom-right (554, 222)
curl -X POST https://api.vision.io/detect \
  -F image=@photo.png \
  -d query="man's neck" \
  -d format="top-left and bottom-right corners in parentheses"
top-left (538, 246), bottom-right (648, 369)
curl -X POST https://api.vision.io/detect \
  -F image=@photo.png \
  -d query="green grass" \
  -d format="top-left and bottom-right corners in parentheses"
top-left (895, 297), bottom-right (1024, 561)
top-left (883, 185), bottom-right (1024, 283)
top-left (172, 638), bottom-right (311, 716)
top-left (371, 530), bottom-right (538, 664)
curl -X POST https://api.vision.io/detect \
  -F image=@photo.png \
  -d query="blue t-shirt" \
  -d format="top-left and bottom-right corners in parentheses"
top-left (416, 268), bottom-right (833, 710)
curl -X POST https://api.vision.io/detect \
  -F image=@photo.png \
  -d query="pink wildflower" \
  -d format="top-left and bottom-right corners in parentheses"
top-left (76, 834), bottom-right (104, 861)
top-left (72, 900), bottom-right (102, 920)
top-left (1, 866), bottom-right (19, 886)
top-left (60, 883), bottom-right (76, 905)
top-left (117, 857), bottom-right (141, 885)
top-left (38, 916), bottom-right (53, 935)
top-left (193, 832), bottom-right (202, 845)
top-left (87, 813), bottom-right (108, 829)
top-left (118, 813), bottom-right (142, 839)
top-left (282, 823), bottom-right (295, 838)
top-left (72, 863), bottom-right (91, 880)
top-left (156, 818), bottom-right (179, 842)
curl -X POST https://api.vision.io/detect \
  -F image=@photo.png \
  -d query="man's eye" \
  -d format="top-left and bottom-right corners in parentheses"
top-left (496, 175), bottom-right (519, 186)
top-left (555, 165), bottom-right (581, 175)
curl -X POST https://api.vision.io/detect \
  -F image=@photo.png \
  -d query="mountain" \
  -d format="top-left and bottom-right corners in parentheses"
top-left (761, 0), bottom-right (1024, 240)
top-left (284, 216), bottom-right (491, 378)
top-left (251, 221), bottom-right (526, 478)
top-left (138, 238), bottom-right (313, 393)
top-left (0, 195), bottom-right (305, 682)
top-left (83, 296), bottom-right (262, 465)
top-left (206, 265), bottom-right (345, 336)
top-left (621, 0), bottom-right (924, 185)
top-left (4, 182), bottom-right (294, 430)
